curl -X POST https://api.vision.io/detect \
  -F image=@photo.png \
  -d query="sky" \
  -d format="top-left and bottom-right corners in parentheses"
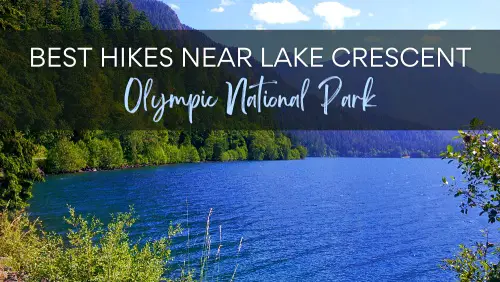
top-left (161, 0), bottom-right (500, 30)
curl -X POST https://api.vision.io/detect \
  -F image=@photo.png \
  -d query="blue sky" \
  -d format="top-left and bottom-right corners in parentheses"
top-left (162, 0), bottom-right (499, 30)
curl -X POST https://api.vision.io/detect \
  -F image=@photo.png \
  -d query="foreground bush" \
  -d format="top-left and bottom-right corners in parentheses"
top-left (0, 207), bottom-right (244, 282)
top-left (0, 207), bottom-right (181, 282)
top-left (442, 125), bottom-right (500, 280)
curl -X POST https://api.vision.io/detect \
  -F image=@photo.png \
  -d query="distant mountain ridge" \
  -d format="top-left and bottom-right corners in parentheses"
top-left (275, 48), bottom-right (500, 130)
top-left (118, 2), bottom-right (500, 130)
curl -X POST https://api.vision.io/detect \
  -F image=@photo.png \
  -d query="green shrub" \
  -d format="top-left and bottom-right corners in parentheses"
top-left (276, 134), bottom-right (292, 160)
top-left (86, 138), bottom-right (102, 168)
top-left (144, 143), bottom-right (166, 165)
top-left (289, 148), bottom-right (301, 160)
top-left (220, 149), bottom-right (246, 162)
top-left (180, 145), bottom-right (200, 163)
top-left (0, 208), bottom-right (181, 282)
top-left (85, 139), bottom-right (124, 169)
top-left (236, 146), bottom-right (248, 160)
top-left (248, 131), bottom-right (279, 160)
top-left (296, 146), bottom-right (308, 159)
top-left (204, 131), bottom-right (229, 161)
top-left (442, 127), bottom-right (500, 280)
top-left (220, 151), bottom-right (230, 162)
top-left (46, 139), bottom-right (86, 173)
top-left (97, 139), bottom-right (124, 169)
top-left (164, 145), bottom-right (181, 163)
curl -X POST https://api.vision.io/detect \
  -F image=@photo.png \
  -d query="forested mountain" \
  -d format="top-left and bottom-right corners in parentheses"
top-left (0, 0), bottom-right (307, 177)
top-left (120, 0), bottom-right (461, 158)
top-left (0, 0), bottom-right (461, 164)
top-left (290, 131), bottom-right (456, 158)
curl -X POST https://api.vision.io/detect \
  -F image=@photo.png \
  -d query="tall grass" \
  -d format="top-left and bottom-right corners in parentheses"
top-left (179, 206), bottom-right (244, 282)
top-left (0, 206), bottom-right (243, 282)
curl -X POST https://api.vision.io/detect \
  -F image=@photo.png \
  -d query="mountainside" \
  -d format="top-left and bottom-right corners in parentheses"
top-left (290, 130), bottom-right (457, 158)
top-left (125, 0), bottom-right (464, 157)
top-left (124, 2), bottom-right (500, 133)
top-left (129, 0), bottom-right (184, 30)
top-left (275, 51), bottom-right (500, 130)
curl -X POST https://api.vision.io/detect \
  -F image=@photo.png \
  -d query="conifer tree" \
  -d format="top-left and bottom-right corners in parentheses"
top-left (61, 0), bottom-right (82, 30)
top-left (99, 0), bottom-right (120, 29)
top-left (115, 0), bottom-right (133, 29)
top-left (0, 0), bottom-right (23, 30)
top-left (80, 0), bottom-right (100, 30)
top-left (131, 11), bottom-right (152, 30)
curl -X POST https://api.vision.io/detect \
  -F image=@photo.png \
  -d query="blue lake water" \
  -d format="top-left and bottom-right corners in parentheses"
top-left (30, 158), bottom-right (491, 281)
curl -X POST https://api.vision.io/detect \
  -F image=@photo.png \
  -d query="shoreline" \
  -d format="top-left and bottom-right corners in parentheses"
top-left (39, 155), bottom-right (443, 177)
top-left (40, 158), bottom-right (305, 176)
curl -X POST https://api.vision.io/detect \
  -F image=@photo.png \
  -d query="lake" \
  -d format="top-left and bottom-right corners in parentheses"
top-left (30, 158), bottom-right (491, 281)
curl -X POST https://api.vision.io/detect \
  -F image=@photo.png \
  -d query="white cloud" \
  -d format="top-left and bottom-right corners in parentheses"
top-left (428, 20), bottom-right (447, 30)
top-left (210, 7), bottom-right (225, 13)
top-left (469, 26), bottom-right (477, 30)
top-left (255, 24), bottom-right (266, 30)
top-left (210, 0), bottom-right (233, 13)
top-left (368, 12), bottom-right (374, 17)
top-left (313, 2), bottom-right (360, 29)
top-left (220, 0), bottom-right (235, 6)
top-left (250, 0), bottom-right (310, 24)
top-left (168, 3), bottom-right (180, 10)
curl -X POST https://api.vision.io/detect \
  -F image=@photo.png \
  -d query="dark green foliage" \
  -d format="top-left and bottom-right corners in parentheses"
top-left (99, 0), bottom-right (120, 29)
top-left (204, 131), bottom-right (229, 161)
top-left (116, 0), bottom-right (132, 28)
top-left (0, 0), bottom-right (23, 30)
top-left (0, 131), bottom-right (43, 210)
top-left (99, 0), bottom-right (151, 30)
top-left (81, 0), bottom-right (101, 30)
top-left (61, 0), bottom-right (82, 30)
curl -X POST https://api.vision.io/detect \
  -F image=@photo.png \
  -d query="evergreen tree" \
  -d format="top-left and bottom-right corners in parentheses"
top-left (131, 11), bottom-right (152, 30)
top-left (80, 0), bottom-right (100, 30)
top-left (115, 0), bottom-right (133, 29)
top-left (99, 0), bottom-right (120, 29)
top-left (0, 0), bottom-right (23, 30)
top-left (61, 0), bottom-right (82, 30)
top-left (43, 0), bottom-right (63, 28)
